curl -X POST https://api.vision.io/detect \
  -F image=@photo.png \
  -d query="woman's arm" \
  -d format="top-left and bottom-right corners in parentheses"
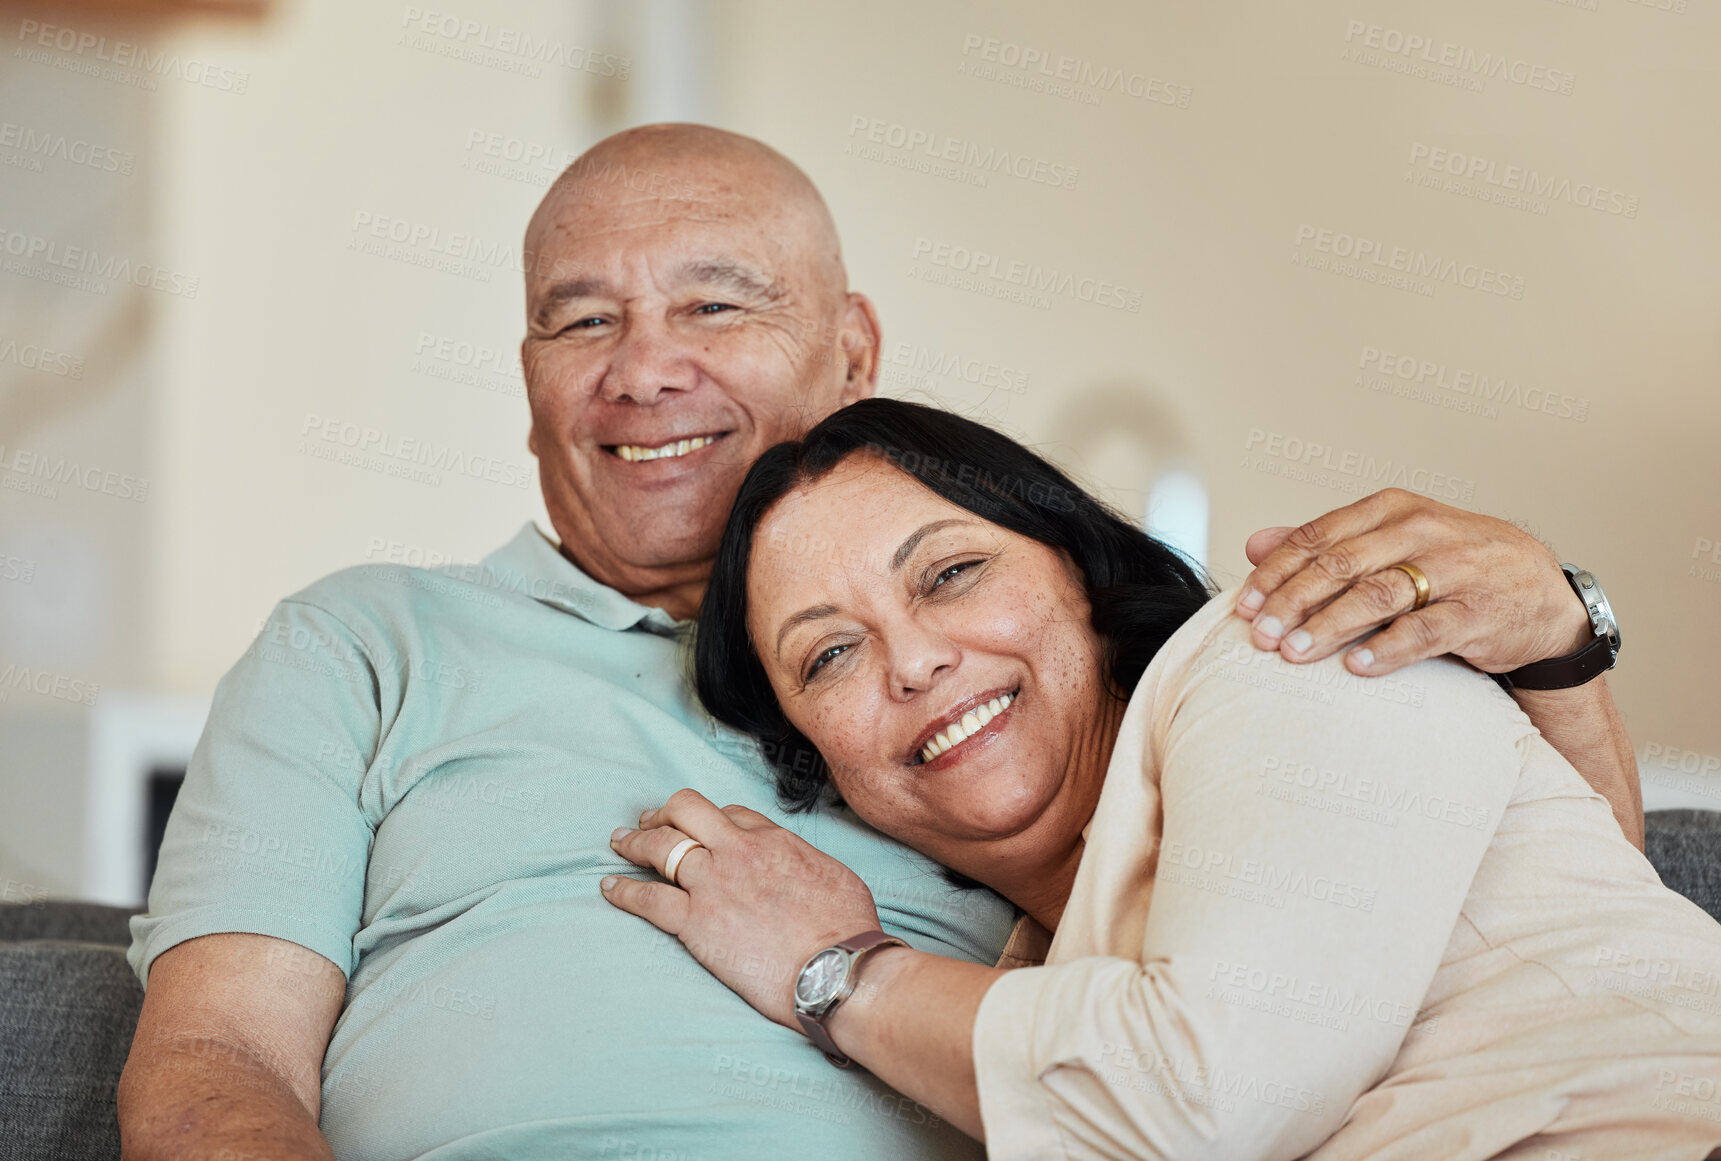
top-left (823, 946), bottom-right (996, 1137)
top-left (956, 622), bottom-right (1526, 1160)
top-left (1235, 489), bottom-right (1644, 846)
top-left (600, 790), bottom-right (999, 1137)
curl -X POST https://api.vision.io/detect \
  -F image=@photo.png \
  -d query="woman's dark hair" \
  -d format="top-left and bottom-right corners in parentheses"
top-left (695, 397), bottom-right (1213, 812)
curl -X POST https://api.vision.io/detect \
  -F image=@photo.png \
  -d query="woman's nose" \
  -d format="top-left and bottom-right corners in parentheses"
top-left (886, 624), bottom-right (962, 697)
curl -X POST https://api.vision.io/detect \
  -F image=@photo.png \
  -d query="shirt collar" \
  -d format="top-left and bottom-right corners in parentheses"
top-left (481, 523), bottom-right (689, 636)
top-left (994, 915), bottom-right (1053, 969)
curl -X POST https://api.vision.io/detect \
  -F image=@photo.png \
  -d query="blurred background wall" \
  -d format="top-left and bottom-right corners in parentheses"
top-left (1, 0), bottom-right (1716, 905)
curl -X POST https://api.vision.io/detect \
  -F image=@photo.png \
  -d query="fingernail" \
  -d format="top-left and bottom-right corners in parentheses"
top-left (1237, 588), bottom-right (1263, 615)
top-left (610, 827), bottom-right (633, 844)
top-left (600, 876), bottom-right (618, 891)
top-left (1285, 630), bottom-right (1312, 656)
top-left (1254, 615), bottom-right (1283, 641)
top-left (1350, 648), bottom-right (1374, 671)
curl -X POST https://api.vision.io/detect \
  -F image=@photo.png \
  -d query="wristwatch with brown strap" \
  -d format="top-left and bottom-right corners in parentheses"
top-left (1498, 564), bottom-right (1620, 691)
top-left (792, 929), bottom-right (907, 1068)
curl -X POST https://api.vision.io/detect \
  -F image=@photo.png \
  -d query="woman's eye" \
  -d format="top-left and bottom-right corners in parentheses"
top-left (693, 302), bottom-right (736, 315)
top-left (806, 643), bottom-right (850, 679)
top-left (930, 560), bottom-right (982, 590)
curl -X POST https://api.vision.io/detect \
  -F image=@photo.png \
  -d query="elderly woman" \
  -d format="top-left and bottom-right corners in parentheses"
top-left (602, 399), bottom-right (1721, 1160)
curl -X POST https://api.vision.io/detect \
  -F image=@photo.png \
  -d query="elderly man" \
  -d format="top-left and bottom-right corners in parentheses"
top-left (117, 125), bottom-right (1638, 1159)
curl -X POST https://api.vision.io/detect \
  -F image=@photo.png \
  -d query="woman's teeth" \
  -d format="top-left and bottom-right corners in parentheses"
top-left (920, 692), bottom-right (1014, 764)
top-left (614, 435), bottom-right (719, 462)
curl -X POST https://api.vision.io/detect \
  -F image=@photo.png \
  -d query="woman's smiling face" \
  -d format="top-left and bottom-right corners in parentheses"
top-left (746, 453), bottom-right (1120, 883)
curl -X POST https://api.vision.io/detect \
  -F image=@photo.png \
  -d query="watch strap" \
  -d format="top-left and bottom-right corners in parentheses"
top-left (836, 929), bottom-right (906, 956)
top-left (1497, 634), bottom-right (1616, 691)
top-left (795, 1008), bottom-right (852, 1067)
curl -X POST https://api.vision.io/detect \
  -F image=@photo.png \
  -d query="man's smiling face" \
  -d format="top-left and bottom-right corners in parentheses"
top-left (520, 127), bottom-right (880, 617)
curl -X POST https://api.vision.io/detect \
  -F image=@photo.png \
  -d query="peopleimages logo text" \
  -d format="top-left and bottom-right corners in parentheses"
top-left (399, 7), bottom-right (630, 77)
top-left (0, 227), bottom-right (200, 298)
top-left (1407, 144), bottom-right (1638, 218)
top-left (910, 237), bottom-right (1142, 312)
top-left (299, 414), bottom-right (532, 490)
top-left (1294, 225), bottom-right (1524, 299)
top-left (958, 34), bottom-right (1192, 107)
top-left (846, 115), bottom-right (1078, 190)
top-left (15, 19), bottom-right (250, 92)
top-left (0, 121), bottom-right (135, 175)
top-left (1243, 429), bottom-right (1475, 504)
top-left (1342, 20), bottom-right (1574, 94)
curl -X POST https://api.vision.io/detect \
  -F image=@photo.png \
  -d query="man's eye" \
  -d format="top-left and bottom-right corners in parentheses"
top-left (692, 302), bottom-right (737, 315)
top-left (559, 316), bottom-right (607, 335)
top-left (806, 643), bottom-right (850, 679)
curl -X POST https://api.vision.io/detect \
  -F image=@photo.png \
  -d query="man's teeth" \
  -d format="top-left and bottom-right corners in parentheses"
top-left (614, 435), bottom-right (718, 462)
top-left (920, 692), bottom-right (1014, 764)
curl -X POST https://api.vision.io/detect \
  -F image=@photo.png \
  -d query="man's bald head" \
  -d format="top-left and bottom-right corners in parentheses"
top-left (517, 124), bottom-right (881, 620)
top-left (524, 124), bottom-right (848, 312)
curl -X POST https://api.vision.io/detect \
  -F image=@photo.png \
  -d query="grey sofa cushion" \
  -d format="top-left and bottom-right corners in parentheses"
top-left (0, 940), bottom-right (142, 1161)
top-left (0, 901), bottom-right (134, 946)
top-left (0, 812), bottom-right (1708, 1160)
top-left (1646, 808), bottom-right (1721, 925)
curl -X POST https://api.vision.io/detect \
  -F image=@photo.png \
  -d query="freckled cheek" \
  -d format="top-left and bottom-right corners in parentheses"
top-left (800, 700), bottom-right (875, 773)
top-left (995, 616), bottom-right (1106, 699)
top-left (953, 595), bottom-right (1074, 663)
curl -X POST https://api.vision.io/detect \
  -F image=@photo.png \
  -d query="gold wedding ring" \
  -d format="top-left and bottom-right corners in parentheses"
top-left (663, 837), bottom-right (704, 887)
top-left (1388, 562), bottom-right (1432, 611)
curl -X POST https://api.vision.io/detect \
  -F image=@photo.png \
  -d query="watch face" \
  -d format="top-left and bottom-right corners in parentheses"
top-left (795, 948), bottom-right (847, 1009)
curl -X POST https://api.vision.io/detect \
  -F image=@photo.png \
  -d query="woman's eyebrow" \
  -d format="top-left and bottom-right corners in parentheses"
top-left (890, 518), bottom-right (973, 571)
top-left (769, 518), bottom-right (978, 662)
top-left (775, 604), bottom-right (839, 660)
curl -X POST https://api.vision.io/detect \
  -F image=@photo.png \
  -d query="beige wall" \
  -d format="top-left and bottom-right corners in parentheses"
top-left (127, 0), bottom-right (1721, 766)
top-left (2, 0), bottom-right (1718, 893)
top-left (147, 0), bottom-right (589, 688)
top-left (713, 0), bottom-right (1721, 786)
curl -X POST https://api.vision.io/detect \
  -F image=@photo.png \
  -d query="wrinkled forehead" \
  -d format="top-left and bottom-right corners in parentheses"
top-left (527, 197), bottom-right (786, 294)
top-left (526, 159), bottom-right (818, 283)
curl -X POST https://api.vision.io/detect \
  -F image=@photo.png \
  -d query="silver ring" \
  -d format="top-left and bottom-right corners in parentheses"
top-left (662, 837), bottom-right (704, 887)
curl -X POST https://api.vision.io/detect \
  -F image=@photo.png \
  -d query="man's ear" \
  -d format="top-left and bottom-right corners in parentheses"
top-left (837, 292), bottom-right (882, 406)
top-left (522, 337), bottom-right (542, 458)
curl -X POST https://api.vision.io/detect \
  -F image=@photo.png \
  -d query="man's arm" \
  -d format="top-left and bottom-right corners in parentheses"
top-left (1513, 679), bottom-right (1643, 847)
top-left (119, 933), bottom-right (344, 1161)
top-left (1233, 488), bottom-right (1644, 848)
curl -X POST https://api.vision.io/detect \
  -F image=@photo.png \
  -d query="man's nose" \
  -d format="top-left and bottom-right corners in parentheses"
top-left (598, 319), bottom-right (699, 406)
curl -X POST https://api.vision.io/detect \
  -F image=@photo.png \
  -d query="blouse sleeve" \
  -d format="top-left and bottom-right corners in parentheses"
top-left (972, 611), bottom-right (1529, 1160)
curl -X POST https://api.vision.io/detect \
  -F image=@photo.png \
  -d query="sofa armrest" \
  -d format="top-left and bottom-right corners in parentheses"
top-left (1645, 808), bottom-right (1721, 925)
top-left (0, 902), bottom-right (137, 947)
top-left (0, 941), bottom-right (143, 1161)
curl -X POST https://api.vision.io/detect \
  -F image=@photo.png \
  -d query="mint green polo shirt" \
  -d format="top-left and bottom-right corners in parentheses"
top-left (130, 524), bottom-right (1015, 1161)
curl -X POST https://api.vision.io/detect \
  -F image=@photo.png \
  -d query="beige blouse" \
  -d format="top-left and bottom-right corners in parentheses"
top-left (974, 589), bottom-right (1721, 1160)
